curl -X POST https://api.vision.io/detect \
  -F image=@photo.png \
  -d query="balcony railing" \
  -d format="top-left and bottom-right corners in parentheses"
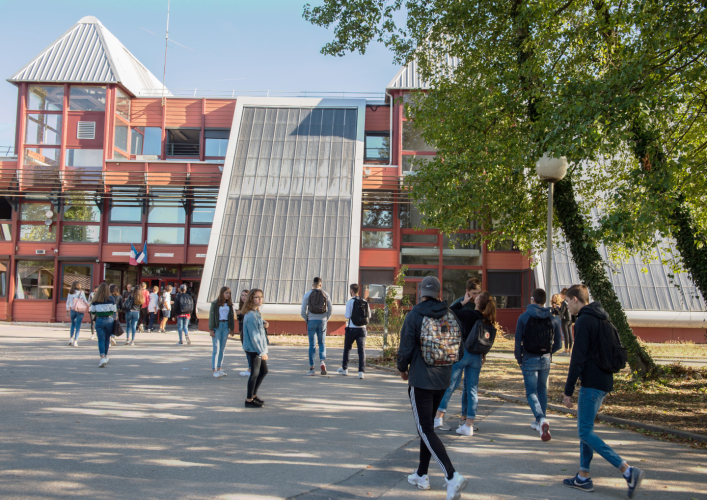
top-left (0, 146), bottom-right (16, 157)
top-left (166, 143), bottom-right (200, 156)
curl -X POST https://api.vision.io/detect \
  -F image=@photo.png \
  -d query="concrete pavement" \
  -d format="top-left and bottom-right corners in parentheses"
top-left (1, 324), bottom-right (706, 500)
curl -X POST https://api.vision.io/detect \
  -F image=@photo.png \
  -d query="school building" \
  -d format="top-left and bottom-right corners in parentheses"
top-left (0, 16), bottom-right (704, 341)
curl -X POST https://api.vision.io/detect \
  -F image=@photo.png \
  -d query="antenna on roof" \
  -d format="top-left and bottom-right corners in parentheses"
top-left (161, 0), bottom-right (170, 106)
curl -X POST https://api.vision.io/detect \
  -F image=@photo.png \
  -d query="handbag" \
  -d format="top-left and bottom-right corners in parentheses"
top-left (113, 320), bottom-right (124, 337)
top-left (72, 294), bottom-right (89, 314)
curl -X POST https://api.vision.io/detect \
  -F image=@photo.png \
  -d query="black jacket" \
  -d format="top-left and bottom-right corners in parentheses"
top-left (564, 301), bottom-right (615, 396)
top-left (450, 301), bottom-right (483, 349)
top-left (396, 298), bottom-right (453, 391)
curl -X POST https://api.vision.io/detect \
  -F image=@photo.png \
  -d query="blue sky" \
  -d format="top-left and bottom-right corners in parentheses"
top-left (0, 0), bottom-right (400, 147)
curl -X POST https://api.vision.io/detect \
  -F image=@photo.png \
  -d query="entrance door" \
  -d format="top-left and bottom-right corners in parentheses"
top-left (141, 278), bottom-right (178, 323)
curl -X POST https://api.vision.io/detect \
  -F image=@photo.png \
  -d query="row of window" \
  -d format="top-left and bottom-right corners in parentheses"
top-left (28, 85), bottom-right (113, 113)
top-left (11, 224), bottom-right (211, 245)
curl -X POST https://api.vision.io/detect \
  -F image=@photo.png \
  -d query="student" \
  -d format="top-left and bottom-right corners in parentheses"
top-left (301, 277), bottom-right (333, 375)
top-left (88, 286), bottom-right (98, 340)
top-left (337, 283), bottom-right (371, 379)
top-left (174, 284), bottom-right (193, 345)
top-left (90, 283), bottom-right (117, 368)
top-left (514, 288), bottom-right (563, 441)
top-left (138, 283), bottom-right (150, 332)
top-left (397, 276), bottom-right (467, 500)
top-left (158, 285), bottom-right (172, 333)
top-left (435, 291), bottom-right (496, 436)
top-left (66, 281), bottom-right (88, 346)
top-left (562, 284), bottom-right (644, 496)
top-left (109, 284), bottom-right (123, 346)
top-left (560, 288), bottom-right (573, 353)
top-left (236, 289), bottom-right (251, 377)
top-left (449, 278), bottom-right (481, 311)
top-left (147, 286), bottom-right (159, 332)
top-left (119, 283), bottom-right (132, 323)
top-left (241, 289), bottom-right (270, 408)
top-left (125, 286), bottom-right (143, 345)
top-left (208, 286), bottom-right (234, 378)
top-left (122, 283), bottom-right (133, 302)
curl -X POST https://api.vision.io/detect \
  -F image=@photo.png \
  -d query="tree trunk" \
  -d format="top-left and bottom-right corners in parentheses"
top-left (554, 176), bottom-right (659, 378)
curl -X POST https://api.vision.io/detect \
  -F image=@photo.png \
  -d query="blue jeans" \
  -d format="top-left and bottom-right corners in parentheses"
top-left (438, 350), bottom-right (483, 419)
top-left (96, 317), bottom-right (114, 357)
top-left (177, 316), bottom-right (189, 342)
top-left (125, 311), bottom-right (140, 341)
top-left (69, 310), bottom-right (84, 340)
top-left (212, 322), bottom-right (229, 369)
top-left (307, 319), bottom-right (327, 367)
top-left (521, 356), bottom-right (551, 422)
top-left (577, 386), bottom-right (626, 472)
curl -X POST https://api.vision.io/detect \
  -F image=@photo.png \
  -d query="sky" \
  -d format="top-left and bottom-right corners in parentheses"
top-left (0, 0), bottom-right (401, 147)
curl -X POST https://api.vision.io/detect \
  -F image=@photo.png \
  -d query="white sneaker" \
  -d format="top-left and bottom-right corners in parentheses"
top-left (130, 341), bottom-right (134, 346)
top-left (110, 337), bottom-right (116, 346)
top-left (125, 340), bottom-right (130, 345)
top-left (239, 371), bottom-right (251, 377)
top-left (434, 417), bottom-right (444, 429)
top-left (337, 368), bottom-right (348, 376)
top-left (90, 335), bottom-right (96, 340)
top-left (73, 340), bottom-right (78, 347)
top-left (213, 371), bottom-right (222, 378)
top-left (186, 336), bottom-right (191, 345)
top-left (539, 418), bottom-right (551, 441)
top-left (98, 357), bottom-right (107, 368)
top-left (307, 369), bottom-right (316, 376)
top-left (407, 471), bottom-right (430, 490)
top-left (531, 420), bottom-right (540, 431)
top-left (358, 372), bottom-right (364, 379)
top-left (68, 340), bottom-right (73, 346)
top-left (445, 472), bottom-right (468, 500)
top-left (104, 357), bottom-right (109, 364)
top-left (219, 370), bottom-right (227, 377)
top-left (456, 424), bottom-right (473, 436)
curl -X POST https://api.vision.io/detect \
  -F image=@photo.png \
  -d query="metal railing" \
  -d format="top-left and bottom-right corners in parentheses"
top-left (166, 143), bottom-right (200, 156)
top-left (0, 146), bottom-right (16, 157)
top-left (140, 89), bottom-right (387, 100)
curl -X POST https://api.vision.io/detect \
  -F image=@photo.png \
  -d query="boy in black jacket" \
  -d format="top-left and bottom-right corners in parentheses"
top-left (397, 276), bottom-right (468, 500)
top-left (562, 284), bottom-right (644, 498)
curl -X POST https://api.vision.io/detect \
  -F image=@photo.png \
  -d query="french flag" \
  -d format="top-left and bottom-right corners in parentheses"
top-left (129, 244), bottom-right (139, 266)
top-left (137, 241), bottom-right (148, 265)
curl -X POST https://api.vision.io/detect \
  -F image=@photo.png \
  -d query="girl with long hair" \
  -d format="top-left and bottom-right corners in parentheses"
top-left (125, 286), bottom-right (144, 345)
top-left (159, 285), bottom-right (173, 333)
top-left (109, 284), bottom-right (123, 346)
top-left (208, 286), bottom-right (234, 378)
top-left (90, 283), bottom-right (117, 367)
top-left (436, 291), bottom-right (497, 436)
top-left (66, 281), bottom-right (88, 346)
top-left (235, 289), bottom-right (251, 377)
top-left (241, 289), bottom-right (269, 408)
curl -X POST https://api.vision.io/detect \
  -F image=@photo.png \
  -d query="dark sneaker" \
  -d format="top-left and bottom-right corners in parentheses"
top-left (253, 396), bottom-right (265, 405)
top-left (245, 400), bottom-right (263, 408)
top-left (626, 467), bottom-right (644, 499)
top-left (563, 475), bottom-right (594, 492)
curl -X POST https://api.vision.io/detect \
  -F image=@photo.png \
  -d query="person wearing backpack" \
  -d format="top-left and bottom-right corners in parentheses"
top-left (300, 277), bottom-right (332, 375)
top-left (337, 283), bottom-right (371, 379)
top-left (561, 284), bottom-right (643, 496)
top-left (174, 284), bottom-right (193, 345)
top-left (435, 291), bottom-right (496, 436)
top-left (125, 286), bottom-right (143, 345)
top-left (397, 276), bottom-right (468, 500)
top-left (66, 281), bottom-right (88, 346)
top-left (514, 288), bottom-right (563, 441)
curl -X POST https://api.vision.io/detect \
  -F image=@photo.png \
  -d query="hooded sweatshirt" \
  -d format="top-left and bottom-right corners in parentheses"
top-left (564, 301), bottom-right (615, 396)
top-left (397, 298), bottom-right (453, 391)
top-left (514, 303), bottom-right (563, 365)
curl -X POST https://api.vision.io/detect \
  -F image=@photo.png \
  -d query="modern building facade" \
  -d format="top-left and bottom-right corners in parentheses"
top-left (0, 16), bottom-right (704, 341)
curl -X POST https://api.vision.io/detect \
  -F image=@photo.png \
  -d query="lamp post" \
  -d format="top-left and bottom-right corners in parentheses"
top-left (535, 154), bottom-right (568, 295)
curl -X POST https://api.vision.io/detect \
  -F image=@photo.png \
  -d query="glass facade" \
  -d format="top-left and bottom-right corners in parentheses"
top-left (147, 226), bottom-right (185, 244)
top-left (63, 225), bottom-right (100, 242)
top-left (189, 227), bottom-right (211, 245)
top-left (16, 261), bottom-right (55, 299)
top-left (28, 85), bottom-right (63, 111)
top-left (25, 114), bottom-right (62, 145)
top-left (69, 86), bottom-right (106, 111)
top-left (107, 226), bottom-right (142, 243)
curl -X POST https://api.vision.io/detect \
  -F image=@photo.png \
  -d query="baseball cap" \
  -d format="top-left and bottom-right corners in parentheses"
top-left (420, 276), bottom-right (441, 299)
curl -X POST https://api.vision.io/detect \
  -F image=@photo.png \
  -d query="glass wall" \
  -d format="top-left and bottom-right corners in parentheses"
top-left (147, 227), bottom-right (185, 245)
top-left (189, 227), bottom-right (211, 245)
top-left (114, 119), bottom-right (129, 152)
top-left (25, 114), bottom-right (62, 145)
top-left (65, 149), bottom-right (103, 169)
top-left (15, 261), bottom-right (55, 299)
top-left (69, 86), bottom-right (106, 111)
top-left (204, 129), bottom-right (229, 157)
top-left (110, 189), bottom-right (142, 222)
top-left (20, 225), bottom-right (56, 242)
top-left (115, 89), bottom-right (130, 119)
top-left (131, 127), bottom-right (162, 156)
top-left (61, 265), bottom-right (92, 299)
top-left (62, 225), bottom-right (99, 243)
top-left (28, 85), bottom-right (64, 111)
top-left (107, 226), bottom-right (142, 243)
top-left (402, 121), bottom-right (435, 151)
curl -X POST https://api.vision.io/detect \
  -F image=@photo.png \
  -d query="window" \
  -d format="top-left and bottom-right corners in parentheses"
top-left (142, 266), bottom-right (177, 278)
top-left (405, 269), bottom-right (438, 277)
top-left (25, 114), bottom-right (62, 145)
top-left (181, 266), bottom-right (203, 278)
top-left (362, 200), bottom-right (393, 228)
top-left (205, 129), bottom-right (229, 156)
top-left (24, 148), bottom-right (60, 168)
top-left (442, 233), bottom-right (482, 266)
top-left (402, 234), bottom-right (437, 244)
top-left (360, 269), bottom-right (395, 303)
top-left (364, 133), bottom-right (390, 162)
top-left (148, 192), bottom-right (186, 224)
top-left (61, 265), bottom-right (92, 299)
top-left (166, 129), bottom-right (200, 156)
top-left (114, 150), bottom-right (129, 160)
top-left (63, 194), bottom-right (100, 222)
top-left (442, 269), bottom-right (482, 304)
top-left (148, 227), bottom-right (185, 244)
top-left (399, 203), bottom-right (425, 229)
top-left (69, 86), bottom-right (106, 111)
top-left (15, 260), bottom-right (55, 299)
top-left (20, 225), bottom-right (56, 242)
top-left (62, 225), bottom-right (100, 243)
top-left (191, 188), bottom-right (218, 224)
top-left (401, 247), bottom-right (439, 265)
top-left (107, 226), bottom-right (142, 243)
top-left (28, 85), bottom-right (63, 111)
top-left (110, 189), bottom-right (142, 222)
top-left (21, 203), bottom-right (53, 221)
top-left (115, 89), bottom-right (130, 119)
top-left (402, 121), bottom-right (435, 151)
top-left (489, 238), bottom-right (519, 251)
top-left (0, 261), bottom-right (6, 297)
top-left (0, 224), bottom-right (10, 242)
top-left (362, 231), bottom-right (393, 248)
top-left (401, 155), bottom-right (432, 173)
top-left (189, 227), bottom-right (211, 245)
top-left (131, 127), bottom-right (162, 156)
top-left (66, 149), bottom-right (103, 169)
top-left (0, 197), bottom-right (10, 240)
top-left (487, 271), bottom-right (523, 308)
top-left (114, 118), bottom-right (129, 152)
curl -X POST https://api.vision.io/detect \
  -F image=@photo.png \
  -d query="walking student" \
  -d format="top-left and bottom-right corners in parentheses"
top-left (236, 289), bottom-right (251, 377)
top-left (241, 289), bottom-right (270, 408)
top-left (301, 277), bottom-right (332, 375)
top-left (88, 286), bottom-right (98, 340)
top-left (147, 286), bottom-right (159, 332)
top-left (436, 291), bottom-right (496, 436)
top-left (158, 285), bottom-right (172, 333)
top-left (208, 286), bottom-right (234, 378)
top-left (66, 281), bottom-right (88, 346)
top-left (90, 283), bottom-right (117, 368)
top-left (337, 283), bottom-right (371, 379)
top-left (174, 284), bottom-right (193, 345)
top-left (514, 288), bottom-right (563, 441)
top-left (562, 284), bottom-right (644, 496)
top-left (109, 284), bottom-right (123, 346)
top-left (560, 288), bottom-right (573, 353)
top-left (125, 286), bottom-right (142, 345)
top-left (138, 282), bottom-right (150, 332)
top-left (397, 276), bottom-right (468, 500)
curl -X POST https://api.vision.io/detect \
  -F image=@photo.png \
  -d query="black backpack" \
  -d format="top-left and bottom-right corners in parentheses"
top-left (308, 289), bottom-right (327, 315)
top-left (595, 321), bottom-right (628, 373)
top-left (350, 297), bottom-right (369, 327)
top-left (123, 295), bottom-right (133, 311)
top-left (178, 293), bottom-right (194, 314)
top-left (523, 316), bottom-right (554, 355)
top-left (465, 319), bottom-right (497, 354)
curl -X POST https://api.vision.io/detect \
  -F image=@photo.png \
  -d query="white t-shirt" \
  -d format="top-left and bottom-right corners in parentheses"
top-left (148, 292), bottom-right (159, 312)
top-left (345, 297), bottom-right (372, 330)
top-left (162, 291), bottom-right (171, 311)
top-left (219, 305), bottom-right (230, 321)
top-left (66, 291), bottom-right (87, 311)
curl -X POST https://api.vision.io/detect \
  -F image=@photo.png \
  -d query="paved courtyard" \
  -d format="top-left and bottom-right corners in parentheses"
top-left (1, 325), bottom-right (706, 500)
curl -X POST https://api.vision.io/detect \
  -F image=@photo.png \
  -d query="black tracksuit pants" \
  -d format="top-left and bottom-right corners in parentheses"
top-left (408, 386), bottom-right (456, 479)
top-left (246, 351), bottom-right (268, 399)
top-left (342, 327), bottom-right (366, 373)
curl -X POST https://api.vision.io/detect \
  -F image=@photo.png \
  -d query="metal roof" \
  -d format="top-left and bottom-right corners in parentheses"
top-left (386, 55), bottom-right (459, 90)
top-left (7, 16), bottom-right (171, 97)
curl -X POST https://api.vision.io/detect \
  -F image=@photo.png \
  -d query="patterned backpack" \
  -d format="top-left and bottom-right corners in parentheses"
top-left (420, 309), bottom-right (462, 366)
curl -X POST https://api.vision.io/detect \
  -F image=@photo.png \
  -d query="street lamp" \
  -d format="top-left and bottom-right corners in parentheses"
top-left (535, 154), bottom-right (568, 296)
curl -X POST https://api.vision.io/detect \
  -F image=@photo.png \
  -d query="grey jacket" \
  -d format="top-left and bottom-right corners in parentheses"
top-left (301, 289), bottom-right (333, 321)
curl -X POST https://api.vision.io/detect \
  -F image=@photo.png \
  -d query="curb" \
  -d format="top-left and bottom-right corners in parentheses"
top-left (365, 363), bottom-right (707, 444)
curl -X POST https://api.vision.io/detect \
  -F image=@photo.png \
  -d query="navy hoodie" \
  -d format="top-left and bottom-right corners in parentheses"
top-left (514, 303), bottom-right (563, 364)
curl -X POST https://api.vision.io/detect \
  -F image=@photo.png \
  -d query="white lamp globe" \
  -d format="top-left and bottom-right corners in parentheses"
top-left (535, 153), bottom-right (568, 182)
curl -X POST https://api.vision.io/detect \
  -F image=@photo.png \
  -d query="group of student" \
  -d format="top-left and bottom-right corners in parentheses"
top-left (397, 276), bottom-right (644, 500)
